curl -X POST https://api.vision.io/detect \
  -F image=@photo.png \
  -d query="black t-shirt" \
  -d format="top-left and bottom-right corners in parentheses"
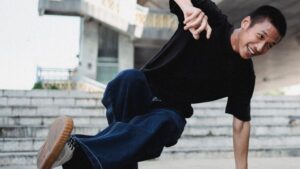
top-left (141, 0), bottom-right (255, 121)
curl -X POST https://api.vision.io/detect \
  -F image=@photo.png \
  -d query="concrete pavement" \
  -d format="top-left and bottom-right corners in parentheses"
top-left (140, 157), bottom-right (300, 169)
top-left (3, 157), bottom-right (300, 169)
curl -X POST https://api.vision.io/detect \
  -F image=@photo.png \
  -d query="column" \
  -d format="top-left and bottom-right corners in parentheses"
top-left (118, 33), bottom-right (134, 71)
top-left (78, 18), bottom-right (99, 80)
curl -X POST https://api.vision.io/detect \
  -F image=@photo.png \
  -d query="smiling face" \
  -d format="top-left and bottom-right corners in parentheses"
top-left (236, 16), bottom-right (282, 59)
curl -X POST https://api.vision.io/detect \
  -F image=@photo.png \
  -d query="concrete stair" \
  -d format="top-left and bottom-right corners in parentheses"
top-left (0, 90), bottom-right (300, 167)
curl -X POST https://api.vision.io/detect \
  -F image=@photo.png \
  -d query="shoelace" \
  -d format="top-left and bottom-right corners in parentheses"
top-left (52, 137), bottom-right (78, 167)
top-left (67, 137), bottom-right (79, 151)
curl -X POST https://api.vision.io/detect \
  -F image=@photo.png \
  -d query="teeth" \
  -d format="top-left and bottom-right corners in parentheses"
top-left (247, 46), bottom-right (255, 55)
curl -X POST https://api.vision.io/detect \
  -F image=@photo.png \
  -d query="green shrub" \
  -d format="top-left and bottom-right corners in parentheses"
top-left (32, 82), bottom-right (44, 89)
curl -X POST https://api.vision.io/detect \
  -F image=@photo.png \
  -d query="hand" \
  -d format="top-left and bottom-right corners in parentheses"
top-left (182, 6), bottom-right (212, 40)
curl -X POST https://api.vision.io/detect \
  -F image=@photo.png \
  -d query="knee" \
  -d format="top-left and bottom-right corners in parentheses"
top-left (158, 110), bottom-right (186, 146)
top-left (106, 69), bottom-right (142, 89)
top-left (154, 110), bottom-right (185, 135)
top-left (113, 69), bottom-right (145, 85)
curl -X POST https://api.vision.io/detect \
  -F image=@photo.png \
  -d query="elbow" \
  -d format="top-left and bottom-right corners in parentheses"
top-left (233, 117), bottom-right (250, 134)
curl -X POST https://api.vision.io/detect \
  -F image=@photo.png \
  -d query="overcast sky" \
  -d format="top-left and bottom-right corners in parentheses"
top-left (0, 0), bottom-right (80, 90)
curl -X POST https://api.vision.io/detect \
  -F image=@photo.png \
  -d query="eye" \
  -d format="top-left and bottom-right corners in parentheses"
top-left (267, 43), bottom-right (274, 49)
top-left (257, 33), bottom-right (264, 40)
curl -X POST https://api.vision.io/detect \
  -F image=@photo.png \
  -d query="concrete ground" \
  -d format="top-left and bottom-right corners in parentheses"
top-left (140, 157), bottom-right (300, 169)
top-left (3, 157), bottom-right (300, 169)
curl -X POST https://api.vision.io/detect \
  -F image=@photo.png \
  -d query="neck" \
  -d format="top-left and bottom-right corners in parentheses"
top-left (230, 28), bottom-right (240, 53)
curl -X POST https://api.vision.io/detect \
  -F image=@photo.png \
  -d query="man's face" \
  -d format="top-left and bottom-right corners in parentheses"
top-left (238, 17), bottom-right (281, 59)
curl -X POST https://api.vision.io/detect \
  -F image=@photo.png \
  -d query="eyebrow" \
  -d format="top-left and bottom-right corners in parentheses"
top-left (262, 30), bottom-right (269, 37)
top-left (261, 30), bottom-right (278, 45)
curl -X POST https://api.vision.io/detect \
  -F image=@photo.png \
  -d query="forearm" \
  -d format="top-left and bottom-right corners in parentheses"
top-left (174, 0), bottom-right (193, 11)
top-left (233, 117), bottom-right (250, 169)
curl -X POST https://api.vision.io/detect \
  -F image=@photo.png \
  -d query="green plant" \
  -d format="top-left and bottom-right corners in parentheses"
top-left (32, 81), bottom-right (44, 89)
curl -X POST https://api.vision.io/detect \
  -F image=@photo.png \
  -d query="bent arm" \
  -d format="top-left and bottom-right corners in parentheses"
top-left (233, 117), bottom-right (250, 169)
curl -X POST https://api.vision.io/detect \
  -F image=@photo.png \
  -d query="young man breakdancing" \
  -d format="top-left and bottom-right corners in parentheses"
top-left (37, 0), bottom-right (286, 169)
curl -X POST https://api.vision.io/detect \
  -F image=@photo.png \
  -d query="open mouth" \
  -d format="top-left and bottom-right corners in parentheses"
top-left (247, 45), bottom-right (255, 58)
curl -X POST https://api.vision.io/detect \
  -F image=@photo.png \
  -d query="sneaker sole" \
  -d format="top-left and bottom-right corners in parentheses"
top-left (37, 116), bottom-right (74, 169)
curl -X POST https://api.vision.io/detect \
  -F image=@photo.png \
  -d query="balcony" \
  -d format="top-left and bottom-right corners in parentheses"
top-left (38, 0), bottom-right (178, 40)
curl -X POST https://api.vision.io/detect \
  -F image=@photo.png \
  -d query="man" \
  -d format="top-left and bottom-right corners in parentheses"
top-left (37, 0), bottom-right (286, 169)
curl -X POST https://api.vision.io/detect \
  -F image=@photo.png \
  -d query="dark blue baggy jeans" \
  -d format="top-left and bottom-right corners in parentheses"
top-left (70, 69), bottom-right (186, 169)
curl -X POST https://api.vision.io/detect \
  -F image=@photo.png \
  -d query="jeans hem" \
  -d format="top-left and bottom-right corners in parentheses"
top-left (73, 137), bottom-right (104, 169)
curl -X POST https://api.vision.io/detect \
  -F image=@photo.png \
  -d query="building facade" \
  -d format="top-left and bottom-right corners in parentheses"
top-left (38, 0), bottom-right (300, 93)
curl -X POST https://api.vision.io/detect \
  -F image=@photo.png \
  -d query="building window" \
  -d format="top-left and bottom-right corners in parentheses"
top-left (97, 26), bottom-right (119, 83)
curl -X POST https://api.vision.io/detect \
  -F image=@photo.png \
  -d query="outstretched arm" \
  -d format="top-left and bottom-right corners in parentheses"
top-left (173, 0), bottom-right (212, 39)
top-left (233, 117), bottom-right (250, 169)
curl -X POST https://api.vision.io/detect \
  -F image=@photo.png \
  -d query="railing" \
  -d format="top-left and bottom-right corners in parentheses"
top-left (73, 76), bottom-right (107, 93)
top-left (36, 66), bottom-right (76, 82)
top-left (35, 66), bottom-right (76, 90)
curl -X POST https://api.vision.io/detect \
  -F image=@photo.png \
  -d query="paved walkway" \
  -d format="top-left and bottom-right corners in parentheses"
top-left (140, 157), bottom-right (300, 169)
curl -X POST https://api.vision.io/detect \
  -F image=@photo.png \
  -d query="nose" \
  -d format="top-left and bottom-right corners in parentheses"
top-left (254, 42), bottom-right (266, 54)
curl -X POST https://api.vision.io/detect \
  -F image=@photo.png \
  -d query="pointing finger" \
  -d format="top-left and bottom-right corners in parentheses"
top-left (184, 10), bottom-right (201, 25)
top-left (206, 24), bottom-right (212, 39)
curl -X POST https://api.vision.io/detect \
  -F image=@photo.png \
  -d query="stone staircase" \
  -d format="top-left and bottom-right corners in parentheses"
top-left (0, 90), bottom-right (104, 168)
top-left (1, 90), bottom-right (300, 168)
top-left (167, 97), bottom-right (300, 158)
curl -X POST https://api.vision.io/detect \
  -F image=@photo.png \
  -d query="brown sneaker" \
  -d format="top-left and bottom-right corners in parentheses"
top-left (37, 116), bottom-right (74, 169)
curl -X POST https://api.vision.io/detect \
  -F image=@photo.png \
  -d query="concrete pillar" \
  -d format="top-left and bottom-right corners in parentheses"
top-left (78, 18), bottom-right (98, 80)
top-left (118, 33), bottom-right (134, 71)
top-left (119, 0), bottom-right (137, 24)
top-left (254, 37), bottom-right (300, 92)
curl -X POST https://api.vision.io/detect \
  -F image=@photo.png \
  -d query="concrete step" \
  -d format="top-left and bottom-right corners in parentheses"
top-left (0, 125), bottom-right (101, 138)
top-left (1, 123), bottom-right (300, 138)
top-left (250, 95), bottom-right (300, 101)
top-left (187, 115), bottom-right (299, 126)
top-left (1, 106), bottom-right (300, 118)
top-left (1, 90), bottom-right (299, 101)
top-left (173, 136), bottom-right (300, 151)
top-left (0, 90), bottom-right (101, 99)
top-left (163, 147), bottom-right (300, 158)
top-left (0, 99), bottom-right (299, 109)
top-left (192, 108), bottom-right (300, 117)
top-left (0, 92), bottom-right (299, 111)
top-left (0, 97), bottom-right (102, 107)
top-left (184, 125), bottom-right (300, 137)
top-left (0, 115), bottom-right (107, 126)
top-left (193, 101), bottom-right (300, 109)
top-left (1, 114), bottom-right (299, 127)
top-left (1, 165), bottom-right (45, 169)
top-left (2, 135), bottom-right (300, 153)
top-left (0, 152), bottom-right (36, 167)
top-left (2, 147), bottom-right (300, 167)
top-left (0, 106), bottom-right (104, 116)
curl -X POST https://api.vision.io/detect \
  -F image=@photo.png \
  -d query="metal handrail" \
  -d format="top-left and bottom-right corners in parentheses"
top-left (36, 66), bottom-right (76, 82)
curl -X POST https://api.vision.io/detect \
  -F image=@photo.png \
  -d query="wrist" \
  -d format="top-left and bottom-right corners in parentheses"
top-left (174, 0), bottom-right (193, 12)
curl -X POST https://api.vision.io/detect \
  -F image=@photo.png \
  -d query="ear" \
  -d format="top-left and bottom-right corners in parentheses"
top-left (241, 16), bottom-right (251, 30)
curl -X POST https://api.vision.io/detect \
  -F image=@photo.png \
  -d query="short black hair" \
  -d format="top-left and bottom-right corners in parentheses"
top-left (249, 5), bottom-right (287, 38)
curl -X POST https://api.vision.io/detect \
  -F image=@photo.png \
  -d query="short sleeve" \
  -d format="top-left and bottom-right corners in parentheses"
top-left (225, 63), bottom-right (256, 122)
top-left (169, 0), bottom-right (227, 28)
